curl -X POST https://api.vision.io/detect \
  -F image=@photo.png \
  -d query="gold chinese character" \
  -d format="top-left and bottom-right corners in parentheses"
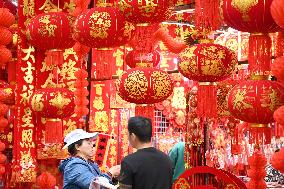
top-left (23, 0), bottom-right (35, 17)
top-left (21, 46), bottom-right (35, 63)
top-left (39, 0), bottom-right (58, 12)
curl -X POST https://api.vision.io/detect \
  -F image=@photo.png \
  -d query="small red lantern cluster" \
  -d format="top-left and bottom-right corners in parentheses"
top-left (246, 150), bottom-right (267, 189)
top-left (222, 0), bottom-right (279, 33)
top-left (73, 7), bottom-right (132, 48)
top-left (36, 171), bottom-right (57, 189)
top-left (0, 103), bottom-right (8, 132)
top-left (0, 142), bottom-right (6, 177)
top-left (117, 67), bottom-right (173, 104)
top-left (227, 80), bottom-right (284, 124)
top-left (27, 12), bottom-right (75, 50)
top-left (178, 43), bottom-right (237, 82)
top-left (0, 8), bottom-right (14, 67)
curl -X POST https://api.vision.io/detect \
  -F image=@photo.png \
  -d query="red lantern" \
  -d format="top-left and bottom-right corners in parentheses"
top-left (30, 88), bottom-right (75, 119)
top-left (274, 105), bottom-right (284, 125)
top-left (125, 50), bottom-right (161, 68)
top-left (271, 148), bottom-right (284, 173)
top-left (117, 67), bottom-right (173, 104)
top-left (222, 0), bottom-right (279, 33)
top-left (0, 165), bottom-right (5, 175)
top-left (0, 45), bottom-right (11, 65)
top-left (36, 172), bottom-right (56, 189)
top-left (0, 8), bottom-right (15, 27)
top-left (0, 154), bottom-right (6, 163)
top-left (271, 0), bottom-right (284, 29)
top-left (0, 103), bottom-right (8, 115)
top-left (30, 88), bottom-right (75, 143)
top-left (0, 142), bottom-right (5, 151)
top-left (0, 84), bottom-right (15, 105)
top-left (27, 12), bottom-right (75, 50)
top-left (73, 7), bottom-right (129, 48)
top-left (227, 80), bottom-right (284, 124)
top-left (116, 0), bottom-right (171, 24)
top-left (0, 117), bottom-right (8, 131)
top-left (178, 43), bottom-right (237, 82)
top-left (0, 27), bottom-right (12, 45)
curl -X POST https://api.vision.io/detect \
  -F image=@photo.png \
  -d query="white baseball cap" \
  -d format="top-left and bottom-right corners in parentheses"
top-left (63, 129), bottom-right (98, 149)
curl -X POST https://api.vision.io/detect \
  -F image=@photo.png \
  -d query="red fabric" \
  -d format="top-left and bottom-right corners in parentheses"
top-left (248, 34), bottom-right (272, 75)
top-left (36, 172), bottom-right (56, 189)
top-left (45, 119), bottom-right (63, 144)
top-left (271, 0), bottom-right (284, 29)
top-left (222, 0), bottom-right (279, 33)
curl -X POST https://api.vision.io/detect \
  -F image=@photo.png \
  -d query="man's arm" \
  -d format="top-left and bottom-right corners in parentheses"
top-left (118, 160), bottom-right (133, 189)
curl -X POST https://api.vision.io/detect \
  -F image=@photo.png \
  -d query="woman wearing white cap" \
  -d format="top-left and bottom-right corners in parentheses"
top-left (59, 129), bottom-right (120, 189)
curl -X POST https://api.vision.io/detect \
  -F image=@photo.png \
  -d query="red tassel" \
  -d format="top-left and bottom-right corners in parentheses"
top-left (93, 49), bottom-right (113, 80)
top-left (135, 104), bottom-right (155, 135)
top-left (45, 118), bottom-right (63, 144)
top-left (248, 34), bottom-right (272, 75)
top-left (45, 50), bottom-right (64, 67)
top-left (197, 83), bottom-right (217, 118)
top-left (249, 124), bottom-right (271, 144)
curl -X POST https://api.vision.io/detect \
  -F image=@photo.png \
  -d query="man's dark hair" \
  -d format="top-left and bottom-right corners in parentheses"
top-left (128, 116), bottom-right (152, 143)
top-left (67, 139), bottom-right (84, 156)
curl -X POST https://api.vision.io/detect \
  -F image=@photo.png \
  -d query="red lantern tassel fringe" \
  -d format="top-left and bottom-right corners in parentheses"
top-left (195, 0), bottom-right (221, 31)
top-left (249, 124), bottom-right (271, 145)
top-left (94, 49), bottom-right (113, 80)
top-left (248, 34), bottom-right (272, 75)
top-left (197, 83), bottom-right (217, 118)
top-left (45, 50), bottom-right (64, 67)
top-left (45, 118), bottom-right (63, 144)
top-left (135, 104), bottom-right (155, 135)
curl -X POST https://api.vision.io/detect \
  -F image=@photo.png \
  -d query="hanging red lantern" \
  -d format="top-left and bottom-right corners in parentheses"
top-left (0, 154), bottom-right (6, 164)
top-left (0, 27), bottom-right (12, 45)
top-left (274, 105), bottom-right (284, 125)
top-left (0, 103), bottom-right (8, 115)
top-left (271, 148), bottom-right (284, 173)
top-left (125, 50), bottom-right (161, 68)
top-left (271, 0), bottom-right (284, 29)
top-left (227, 80), bottom-right (284, 124)
top-left (27, 12), bottom-right (75, 50)
top-left (271, 56), bottom-right (284, 82)
top-left (36, 172), bottom-right (57, 189)
top-left (178, 43), bottom-right (237, 82)
top-left (30, 88), bottom-right (75, 143)
top-left (0, 117), bottom-right (8, 132)
top-left (0, 45), bottom-right (11, 65)
top-left (30, 88), bottom-right (75, 119)
top-left (0, 165), bottom-right (5, 175)
top-left (0, 142), bottom-right (4, 152)
top-left (117, 67), bottom-right (173, 104)
top-left (116, 0), bottom-right (171, 24)
top-left (73, 7), bottom-right (129, 48)
top-left (0, 84), bottom-right (15, 105)
top-left (222, 0), bottom-right (279, 33)
top-left (0, 8), bottom-right (15, 27)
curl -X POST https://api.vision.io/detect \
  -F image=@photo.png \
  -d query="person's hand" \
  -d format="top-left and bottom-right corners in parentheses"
top-left (108, 165), bottom-right (121, 178)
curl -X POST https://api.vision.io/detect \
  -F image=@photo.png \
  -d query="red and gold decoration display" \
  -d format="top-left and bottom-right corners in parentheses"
top-left (30, 88), bottom-right (75, 143)
top-left (125, 50), bottom-right (161, 68)
top-left (73, 7), bottom-right (128, 48)
top-left (222, 0), bottom-right (279, 33)
top-left (270, 148), bottom-right (284, 173)
top-left (117, 67), bottom-right (173, 104)
top-left (36, 171), bottom-right (56, 189)
top-left (227, 80), bottom-right (284, 144)
top-left (271, 0), bottom-right (284, 29)
top-left (116, 0), bottom-right (171, 24)
top-left (27, 12), bottom-right (75, 50)
top-left (178, 43), bottom-right (237, 117)
top-left (246, 150), bottom-right (267, 189)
